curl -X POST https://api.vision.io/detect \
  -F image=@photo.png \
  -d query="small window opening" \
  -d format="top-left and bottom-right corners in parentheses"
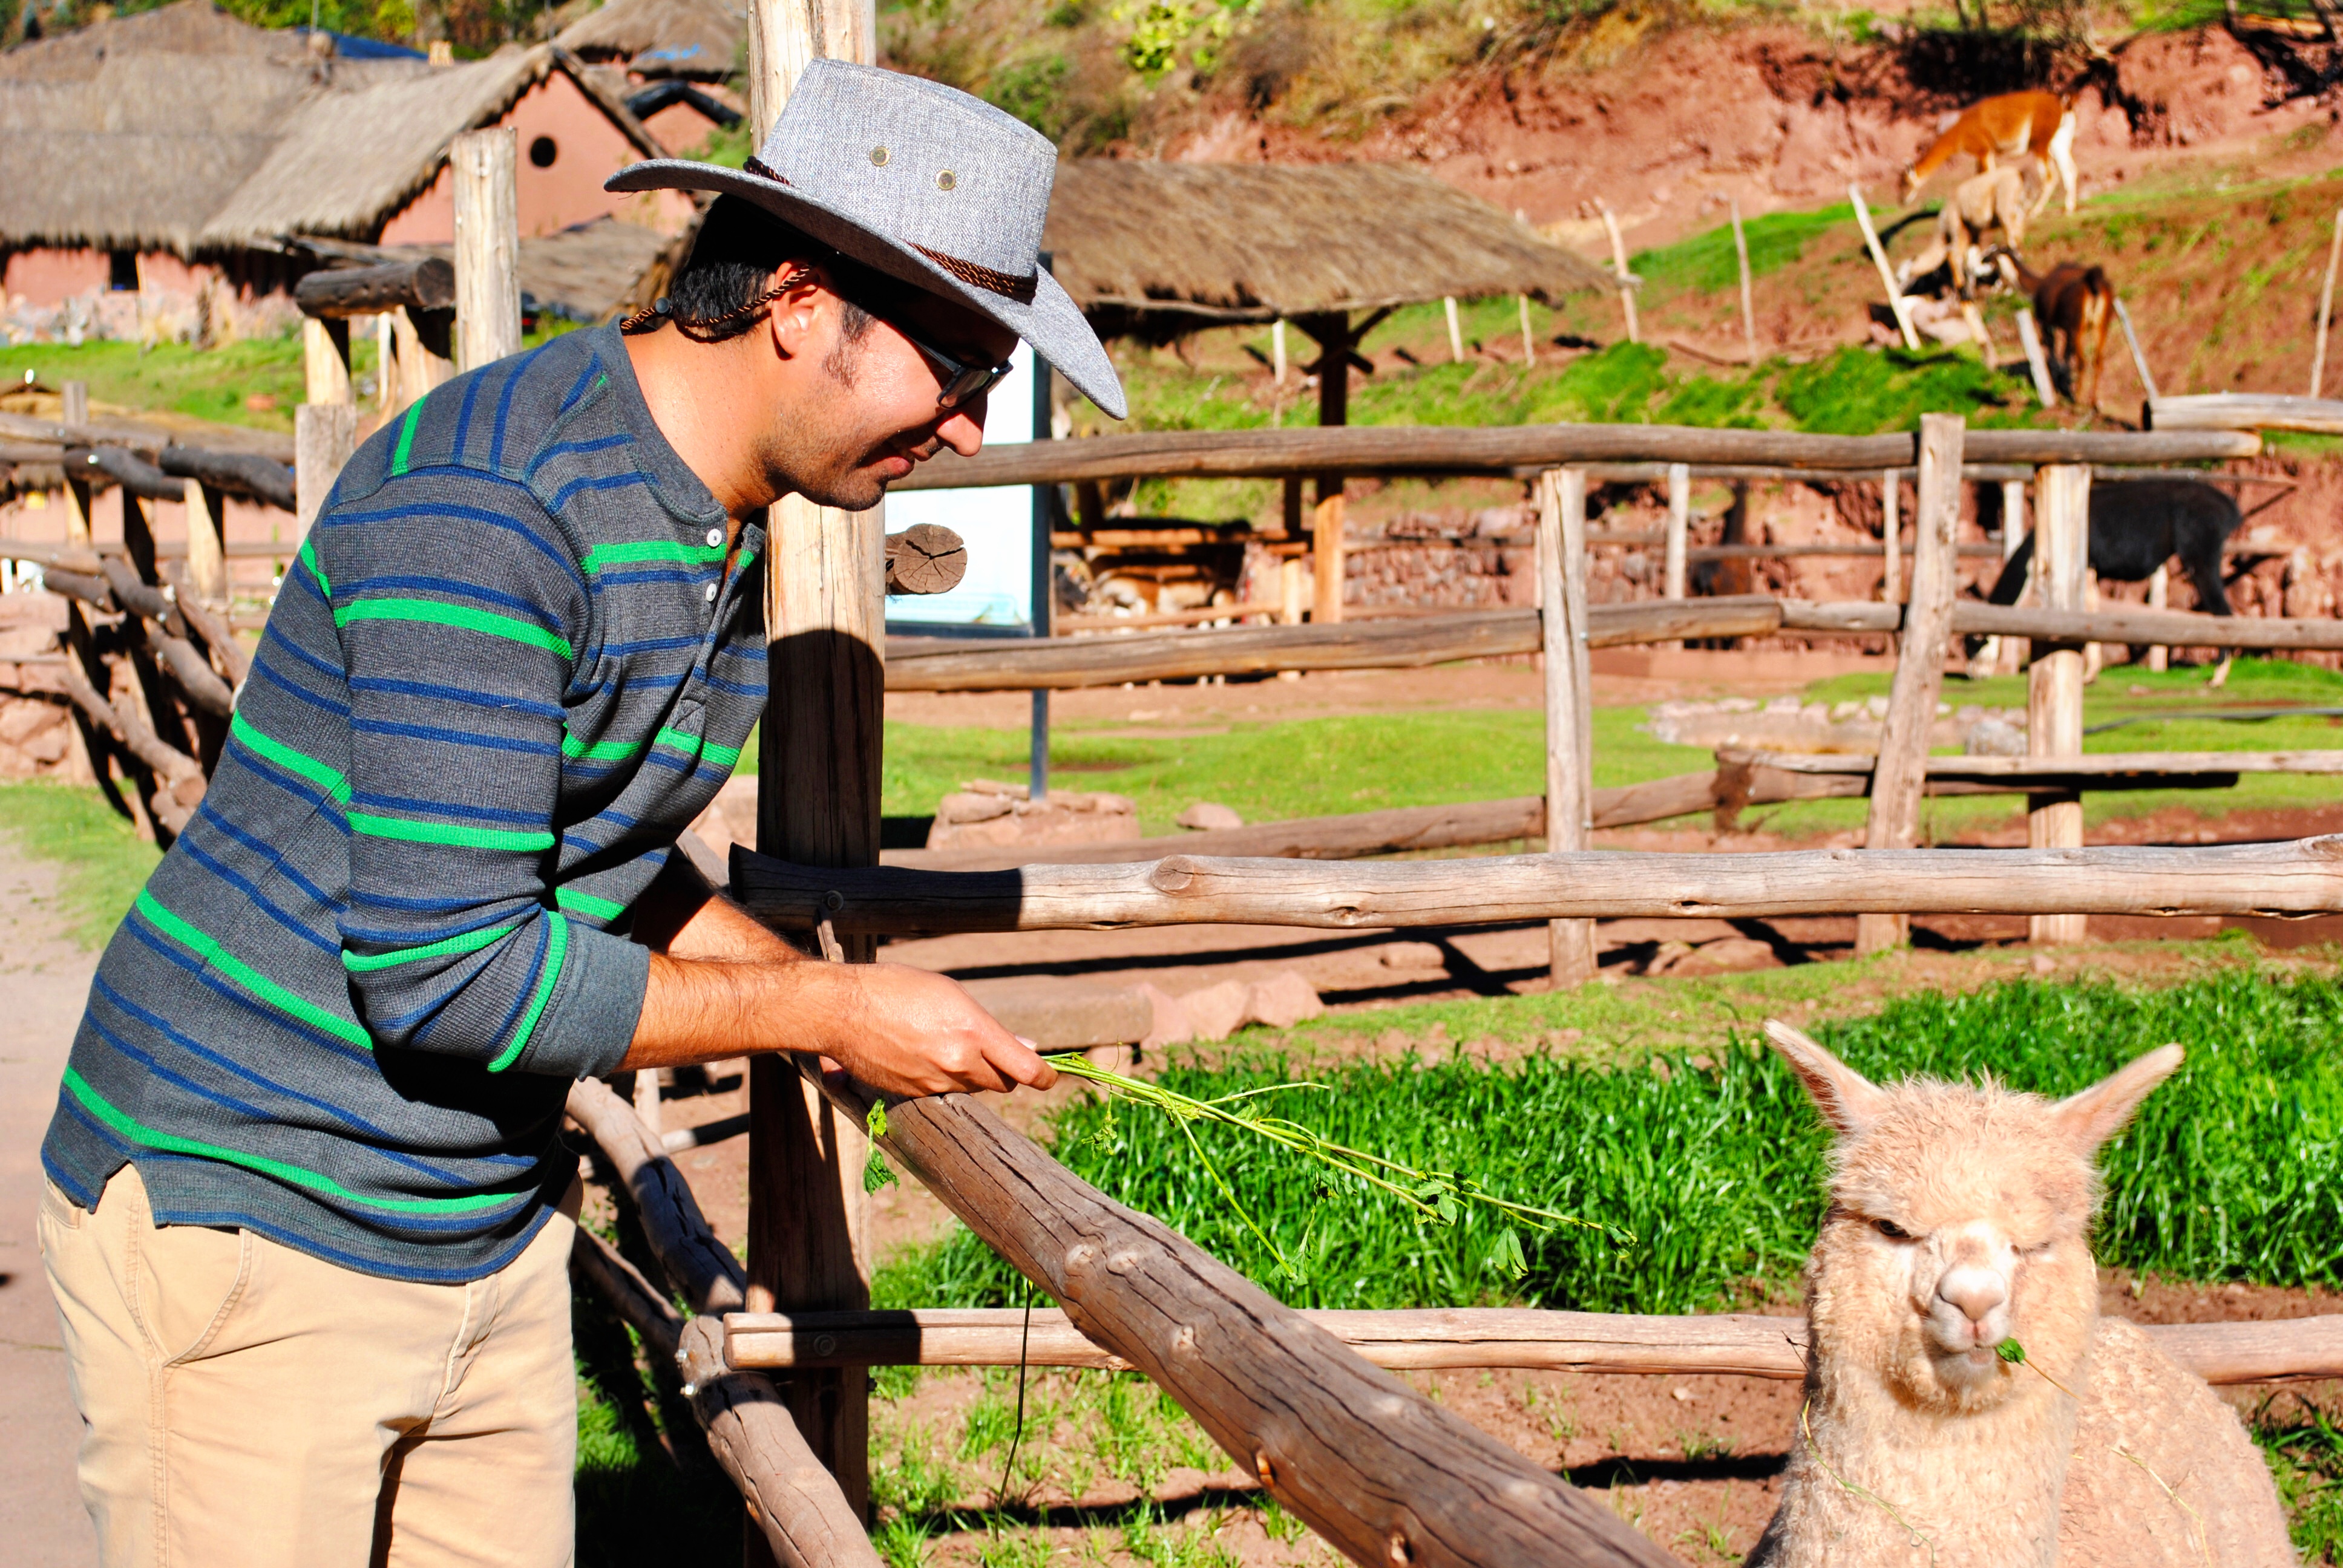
top-left (529, 136), bottom-right (558, 169)
top-left (108, 250), bottom-right (139, 291)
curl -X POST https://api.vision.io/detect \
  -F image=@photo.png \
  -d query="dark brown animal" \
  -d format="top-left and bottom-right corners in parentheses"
top-left (1988, 248), bottom-right (2114, 410)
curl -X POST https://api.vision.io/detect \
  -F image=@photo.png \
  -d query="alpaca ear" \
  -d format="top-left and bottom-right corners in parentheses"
top-left (1763, 1020), bottom-right (1890, 1134)
top-left (2051, 1043), bottom-right (2183, 1152)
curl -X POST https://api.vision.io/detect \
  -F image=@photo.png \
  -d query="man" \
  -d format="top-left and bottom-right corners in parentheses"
top-left (38, 60), bottom-right (1123, 1567)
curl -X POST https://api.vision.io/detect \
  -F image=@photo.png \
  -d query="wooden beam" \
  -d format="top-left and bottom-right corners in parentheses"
top-left (563, 1080), bottom-right (883, 1568)
top-left (747, 0), bottom-right (880, 1532)
top-left (452, 127), bottom-right (522, 371)
top-left (1538, 469), bottom-right (1595, 987)
top-left (882, 523), bottom-right (967, 596)
top-left (729, 835), bottom-right (2343, 935)
top-left (2149, 392), bottom-right (2343, 434)
top-left (720, 1306), bottom-right (2343, 1386)
top-left (823, 1084), bottom-right (1678, 1568)
top-left (1858, 414), bottom-right (1961, 955)
top-left (1745, 749), bottom-right (2343, 780)
top-left (2031, 465), bottom-right (2091, 945)
top-left (1311, 494), bottom-right (1346, 623)
top-left (293, 404), bottom-right (357, 538)
top-left (157, 445), bottom-right (296, 512)
top-left (1661, 463), bottom-right (1688, 601)
top-left (303, 318), bottom-right (353, 407)
top-left (293, 256), bottom-right (457, 318)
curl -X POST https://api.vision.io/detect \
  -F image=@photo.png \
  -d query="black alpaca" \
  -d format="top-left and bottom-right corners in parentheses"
top-left (1970, 479), bottom-right (2239, 658)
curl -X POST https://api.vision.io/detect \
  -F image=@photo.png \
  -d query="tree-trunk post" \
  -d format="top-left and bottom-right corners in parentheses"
top-left (2029, 463), bottom-right (2091, 945)
top-left (294, 404), bottom-right (358, 540)
top-left (376, 313), bottom-right (398, 416)
top-left (2146, 564), bottom-right (2170, 672)
top-left (747, 0), bottom-right (878, 1535)
top-left (182, 480), bottom-right (228, 606)
top-left (1311, 494), bottom-right (1345, 624)
top-left (1536, 467), bottom-right (1596, 987)
top-left (391, 308), bottom-right (453, 409)
top-left (303, 318), bottom-right (353, 407)
top-left (452, 127), bottom-right (522, 372)
top-left (1856, 416), bottom-right (1963, 955)
top-left (1662, 462), bottom-right (1689, 601)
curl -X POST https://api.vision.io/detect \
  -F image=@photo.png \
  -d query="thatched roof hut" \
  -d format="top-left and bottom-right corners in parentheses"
top-left (0, 2), bottom-right (425, 255)
top-left (556, 0), bottom-right (744, 79)
top-left (203, 44), bottom-right (663, 246)
top-left (1042, 162), bottom-right (1616, 339)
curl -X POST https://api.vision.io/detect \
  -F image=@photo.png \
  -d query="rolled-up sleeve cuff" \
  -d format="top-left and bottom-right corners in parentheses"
top-left (503, 921), bottom-right (649, 1079)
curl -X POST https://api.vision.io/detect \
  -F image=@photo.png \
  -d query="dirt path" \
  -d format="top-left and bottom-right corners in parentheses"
top-left (0, 836), bottom-right (98, 1566)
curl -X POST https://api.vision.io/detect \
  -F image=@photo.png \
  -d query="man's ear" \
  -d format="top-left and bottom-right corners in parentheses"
top-left (762, 263), bottom-right (828, 361)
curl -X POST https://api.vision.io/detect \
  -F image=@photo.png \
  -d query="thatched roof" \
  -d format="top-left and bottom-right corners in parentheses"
top-left (0, 2), bottom-right (425, 253)
top-left (555, 0), bottom-right (742, 78)
top-left (1042, 162), bottom-right (1617, 335)
top-left (203, 44), bottom-right (663, 246)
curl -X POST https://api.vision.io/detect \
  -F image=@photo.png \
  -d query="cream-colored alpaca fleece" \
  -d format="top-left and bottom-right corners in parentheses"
top-left (1743, 1023), bottom-right (2294, 1568)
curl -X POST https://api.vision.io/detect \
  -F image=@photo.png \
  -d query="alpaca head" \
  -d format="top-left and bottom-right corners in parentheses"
top-left (1763, 1021), bottom-right (2181, 1418)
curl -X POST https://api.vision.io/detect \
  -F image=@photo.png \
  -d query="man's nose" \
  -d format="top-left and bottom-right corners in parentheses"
top-left (935, 405), bottom-right (986, 457)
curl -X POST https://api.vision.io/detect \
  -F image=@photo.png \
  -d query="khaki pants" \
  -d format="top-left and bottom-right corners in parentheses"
top-left (40, 1165), bottom-right (579, 1568)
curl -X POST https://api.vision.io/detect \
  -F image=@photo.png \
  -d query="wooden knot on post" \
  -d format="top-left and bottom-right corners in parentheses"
top-left (1254, 1449), bottom-right (1277, 1489)
top-left (1386, 1527), bottom-right (1416, 1565)
top-left (1149, 858), bottom-right (1198, 893)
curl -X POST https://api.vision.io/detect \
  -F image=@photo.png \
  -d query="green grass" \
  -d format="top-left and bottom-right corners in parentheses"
top-left (1630, 203), bottom-right (1863, 295)
top-left (1, 336), bottom-right (324, 434)
top-left (2258, 1396), bottom-right (2343, 1564)
top-left (875, 970), bottom-right (2343, 1319)
top-left (0, 780), bottom-right (161, 950)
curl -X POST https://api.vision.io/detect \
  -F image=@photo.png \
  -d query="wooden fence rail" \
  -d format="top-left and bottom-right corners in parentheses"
top-left (883, 597), bottom-right (2342, 692)
top-left (720, 1306), bottom-right (2343, 1386)
top-left (732, 835), bottom-right (2343, 935)
top-left (821, 1074), bottom-right (1676, 1568)
top-left (891, 423), bottom-right (2258, 491)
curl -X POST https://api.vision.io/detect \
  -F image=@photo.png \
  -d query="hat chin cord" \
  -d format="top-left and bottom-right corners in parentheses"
top-left (621, 263), bottom-right (822, 342)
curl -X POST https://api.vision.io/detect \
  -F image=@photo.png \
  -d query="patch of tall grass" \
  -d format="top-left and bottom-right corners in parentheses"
top-left (0, 780), bottom-right (162, 950)
top-left (875, 973), bottom-right (2343, 1315)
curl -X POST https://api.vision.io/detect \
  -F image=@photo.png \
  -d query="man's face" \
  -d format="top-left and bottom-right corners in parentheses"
top-left (768, 269), bottom-right (1020, 512)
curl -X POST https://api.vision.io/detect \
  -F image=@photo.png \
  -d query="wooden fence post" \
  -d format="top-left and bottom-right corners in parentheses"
top-left (2017, 309), bottom-right (2059, 408)
top-left (293, 404), bottom-right (357, 538)
top-left (2147, 564), bottom-right (2170, 671)
top-left (303, 318), bottom-right (353, 407)
top-left (1312, 494), bottom-right (1346, 624)
top-left (1879, 468), bottom-right (1901, 613)
top-left (1662, 462), bottom-right (1689, 601)
top-left (1856, 414), bottom-right (1963, 955)
top-left (452, 126), bottom-right (522, 371)
top-left (747, 0), bottom-right (877, 1534)
top-left (182, 480), bottom-right (228, 606)
top-left (1444, 295), bottom-right (1465, 363)
top-left (1849, 185), bottom-right (1919, 351)
top-left (1974, 477), bottom-right (2025, 673)
top-left (2030, 463), bottom-right (2091, 945)
top-left (1536, 468), bottom-right (1596, 987)
top-left (1598, 201), bottom-right (1639, 344)
top-left (1731, 197), bottom-right (1757, 364)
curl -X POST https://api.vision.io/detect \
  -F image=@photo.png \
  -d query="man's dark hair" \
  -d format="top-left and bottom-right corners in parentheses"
top-left (651, 195), bottom-right (876, 347)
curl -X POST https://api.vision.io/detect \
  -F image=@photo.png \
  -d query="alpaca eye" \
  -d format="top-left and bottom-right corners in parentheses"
top-left (1873, 1218), bottom-right (1914, 1242)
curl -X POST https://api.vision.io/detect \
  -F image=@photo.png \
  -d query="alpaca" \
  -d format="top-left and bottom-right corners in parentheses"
top-left (1985, 247), bottom-right (2115, 410)
top-left (1745, 1022), bottom-right (2293, 1568)
top-left (1896, 165), bottom-right (2039, 300)
top-left (1903, 90), bottom-right (2079, 216)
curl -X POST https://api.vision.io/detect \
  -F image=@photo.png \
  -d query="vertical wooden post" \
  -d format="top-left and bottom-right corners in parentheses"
top-left (1271, 319), bottom-right (1287, 385)
top-left (1311, 494), bottom-right (1345, 624)
top-left (62, 380), bottom-right (88, 429)
top-left (2146, 564), bottom-right (2170, 671)
top-left (1731, 197), bottom-right (1757, 364)
top-left (1977, 476), bottom-right (2026, 673)
top-left (1536, 468), bottom-right (1596, 988)
top-left (1518, 295), bottom-right (1536, 365)
top-left (1279, 556), bottom-right (1305, 625)
top-left (2113, 298), bottom-right (2159, 402)
top-left (303, 318), bottom-right (353, 407)
top-left (392, 308), bottom-right (453, 408)
top-left (1598, 201), bottom-right (1638, 344)
top-left (376, 313), bottom-right (399, 416)
top-left (2315, 207), bottom-right (2343, 399)
top-left (2029, 463), bottom-right (2091, 946)
top-left (182, 480), bottom-right (228, 606)
top-left (2017, 309), bottom-right (2059, 408)
top-left (453, 126), bottom-right (522, 372)
top-left (1662, 463), bottom-right (1689, 601)
top-left (1296, 310), bottom-right (1351, 506)
top-left (1443, 296), bottom-right (1465, 362)
top-left (1849, 185), bottom-right (1919, 351)
top-left (2082, 568), bottom-right (2104, 684)
top-left (293, 404), bottom-right (357, 538)
top-left (747, 0), bottom-right (876, 1534)
top-left (1856, 416), bottom-right (1964, 955)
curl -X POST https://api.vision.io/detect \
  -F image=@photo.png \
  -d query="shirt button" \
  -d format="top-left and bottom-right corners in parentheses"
top-left (704, 582), bottom-right (718, 603)
top-left (706, 528), bottom-right (724, 547)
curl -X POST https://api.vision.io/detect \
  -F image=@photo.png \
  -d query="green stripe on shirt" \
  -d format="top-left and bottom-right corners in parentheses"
top-left (231, 712), bottom-right (350, 803)
top-left (347, 812), bottom-right (556, 852)
top-left (653, 727), bottom-right (741, 768)
top-left (554, 886), bottom-right (626, 921)
top-left (580, 540), bottom-right (726, 572)
top-left (133, 892), bottom-right (373, 1050)
top-left (488, 914), bottom-right (569, 1072)
top-left (390, 399), bottom-right (424, 476)
top-left (62, 1068), bottom-right (526, 1215)
top-left (341, 917), bottom-right (523, 972)
top-left (335, 598), bottom-right (573, 656)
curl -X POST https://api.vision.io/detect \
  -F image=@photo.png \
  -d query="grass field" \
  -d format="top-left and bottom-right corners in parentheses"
top-left (0, 780), bottom-right (162, 950)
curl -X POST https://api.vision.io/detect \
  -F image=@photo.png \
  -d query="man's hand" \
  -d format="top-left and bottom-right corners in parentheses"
top-left (819, 962), bottom-right (1057, 1098)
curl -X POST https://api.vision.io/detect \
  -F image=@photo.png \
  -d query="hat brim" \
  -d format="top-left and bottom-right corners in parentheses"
top-left (606, 158), bottom-right (1127, 421)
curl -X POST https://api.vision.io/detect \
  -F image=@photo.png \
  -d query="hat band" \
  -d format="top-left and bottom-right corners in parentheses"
top-left (742, 156), bottom-right (1037, 305)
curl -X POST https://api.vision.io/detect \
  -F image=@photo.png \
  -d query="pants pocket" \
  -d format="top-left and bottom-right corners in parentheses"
top-left (39, 1177), bottom-right (87, 1232)
top-left (131, 1205), bottom-right (252, 1365)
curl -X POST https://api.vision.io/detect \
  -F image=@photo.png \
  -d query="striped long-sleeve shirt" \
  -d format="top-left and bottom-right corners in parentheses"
top-left (41, 323), bottom-right (770, 1282)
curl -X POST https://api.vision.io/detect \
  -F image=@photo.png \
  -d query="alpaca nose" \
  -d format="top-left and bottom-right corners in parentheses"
top-left (1938, 1267), bottom-right (2006, 1328)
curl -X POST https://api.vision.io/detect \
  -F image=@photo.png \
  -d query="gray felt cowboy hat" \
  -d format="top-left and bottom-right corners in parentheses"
top-left (605, 60), bottom-right (1126, 420)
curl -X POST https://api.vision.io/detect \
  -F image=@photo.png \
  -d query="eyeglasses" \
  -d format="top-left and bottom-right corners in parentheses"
top-left (893, 320), bottom-right (1014, 409)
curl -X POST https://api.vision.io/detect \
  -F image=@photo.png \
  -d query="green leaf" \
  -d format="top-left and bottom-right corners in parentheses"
top-left (1996, 1338), bottom-right (2027, 1364)
top-left (1489, 1228), bottom-right (1529, 1281)
top-left (863, 1102), bottom-right (899, 1194)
